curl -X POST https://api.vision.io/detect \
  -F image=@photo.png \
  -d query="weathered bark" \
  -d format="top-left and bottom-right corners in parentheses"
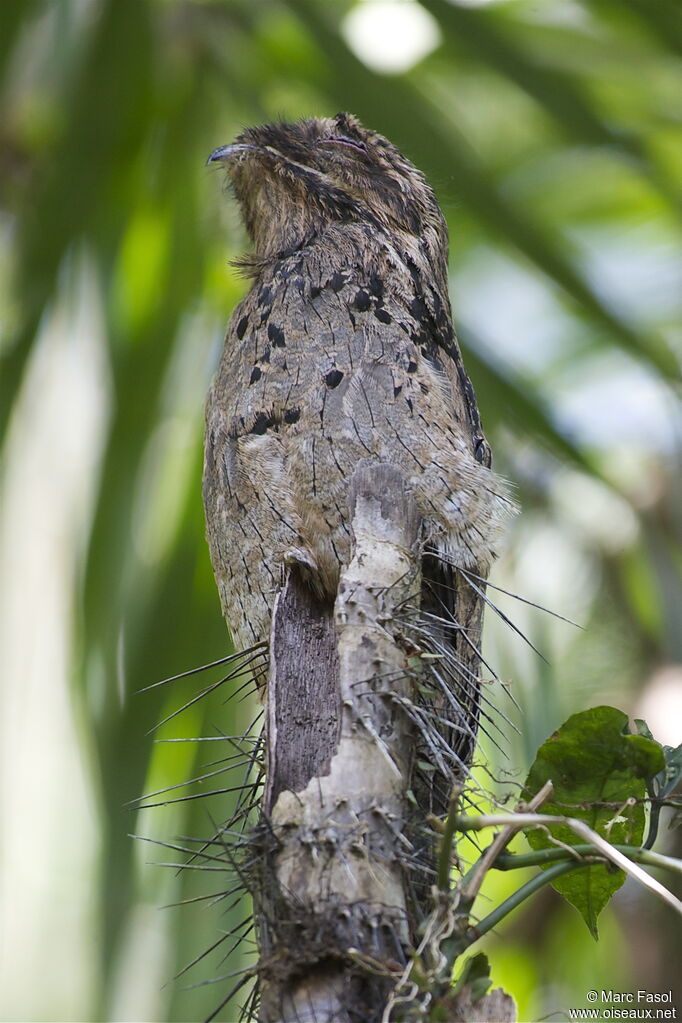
top-left (265, 580), bottom-right (340, 808)
top-left (257, 462), bottom-right (422, 1022)
top-left (449, 985), bottom-right (516, 1022)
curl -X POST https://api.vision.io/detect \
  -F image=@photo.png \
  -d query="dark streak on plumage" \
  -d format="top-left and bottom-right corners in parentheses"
top-left (267, 323), bottom-right (286, 347)
top-left (248, 412), bottom-right (276, 436)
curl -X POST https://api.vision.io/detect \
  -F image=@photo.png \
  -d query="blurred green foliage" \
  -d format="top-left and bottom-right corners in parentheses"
top-left (0, 1), bottom-right (680, 1021)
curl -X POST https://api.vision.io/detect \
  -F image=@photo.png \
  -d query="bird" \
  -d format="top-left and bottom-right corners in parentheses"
top-left (203, 112), bottom-right (512, 796)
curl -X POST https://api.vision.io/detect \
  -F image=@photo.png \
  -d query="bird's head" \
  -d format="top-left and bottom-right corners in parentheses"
top-left (208, 112), bottom-right (448, 270)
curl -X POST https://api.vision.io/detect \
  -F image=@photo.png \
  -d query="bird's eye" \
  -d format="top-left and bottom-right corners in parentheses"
top-left (320, 135), bottom-right (368, 153)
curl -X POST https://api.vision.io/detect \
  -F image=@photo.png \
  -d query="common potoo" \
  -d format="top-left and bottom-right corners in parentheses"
top-left (204, 113), bottom-right (511, 787)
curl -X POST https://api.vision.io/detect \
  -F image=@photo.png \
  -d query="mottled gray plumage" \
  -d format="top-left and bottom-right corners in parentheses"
top-left (204, 114), bottom-right (511, 775)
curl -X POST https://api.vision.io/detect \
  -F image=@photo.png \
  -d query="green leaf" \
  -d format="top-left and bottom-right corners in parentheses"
top-left (524, 706), bottom-right (665, 937)
top-left (635, 719), bottom-right (682, 848)
top-left (452, 952), bottom-right (492, 1003)
top-left (653, 740), bottom-right (682, 799)
top-left (635, 719), bottom-right (682, 802)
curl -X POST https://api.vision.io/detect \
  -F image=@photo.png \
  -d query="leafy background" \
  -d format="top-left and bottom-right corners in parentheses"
top-left (0, 1), bottom-right (680, 1020)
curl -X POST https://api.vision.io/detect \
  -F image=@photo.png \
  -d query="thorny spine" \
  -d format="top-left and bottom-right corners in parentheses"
top-left (137, 560), bottom-right (531, 1021)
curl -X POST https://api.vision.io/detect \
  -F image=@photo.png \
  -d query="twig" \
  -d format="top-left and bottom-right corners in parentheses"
top-left (461, 780), bottom-right (554, 902)
top-left (494, 844), bottom-right (682, 875)
top-left (457, 810), bottom-right (682, 916)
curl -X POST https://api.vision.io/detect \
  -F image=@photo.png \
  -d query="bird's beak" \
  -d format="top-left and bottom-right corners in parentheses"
top-left (206, 143), bottom-right (263, 165)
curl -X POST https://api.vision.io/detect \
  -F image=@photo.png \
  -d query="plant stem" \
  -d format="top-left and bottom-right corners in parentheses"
top-left (437, 789), bottom-right (463, 891)
top-left (494, 844), bottom-right (682, 875)
top-left (463, 860), bottom-right (583, 945)
top-left (456, 811), bottom-right (682, 916)
top-left (458, 780), bottom-right (554, 900)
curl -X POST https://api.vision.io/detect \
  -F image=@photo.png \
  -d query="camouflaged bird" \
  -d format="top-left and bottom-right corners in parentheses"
top-left (204, 114), bottom-right (512, 763)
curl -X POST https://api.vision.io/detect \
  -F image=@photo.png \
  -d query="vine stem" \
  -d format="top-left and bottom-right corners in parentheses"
top-left (464, 860), bottom-right (585, 945)
top-left (456, 811), bottom-right (682, 916)
top-left (437, 784), bottom-right (464, 891)
top-left (494, 844), bottom-right (682, 876)
top-left (459, 781), bottom-right (555, 903)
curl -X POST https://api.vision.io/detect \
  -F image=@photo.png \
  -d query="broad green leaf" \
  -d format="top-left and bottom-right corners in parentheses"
top-left (635, 720), bottom-right (682, 848)
top-left (659, 744), bottom-right (682, 797)
top-left (452, 952), bottom-right (493, 1003)
top-left (524, 706), bottom-right (665, 937)
top-left (635, 721), bottom-right (682, 798)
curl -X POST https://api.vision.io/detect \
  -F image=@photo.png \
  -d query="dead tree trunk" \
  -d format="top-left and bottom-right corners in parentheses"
top-left (257, 462), bottom-right (423, 1022)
